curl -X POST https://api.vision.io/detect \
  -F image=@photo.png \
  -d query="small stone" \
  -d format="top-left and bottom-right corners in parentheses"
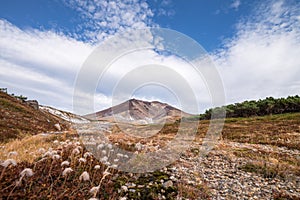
top-left (121, 186), bottom-right (128, 192)
top-left (163, 180), bottom-right (173, 188)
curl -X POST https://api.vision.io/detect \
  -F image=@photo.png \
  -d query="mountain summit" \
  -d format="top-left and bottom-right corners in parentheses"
top-left (85, 99), bottom-right (192, 124)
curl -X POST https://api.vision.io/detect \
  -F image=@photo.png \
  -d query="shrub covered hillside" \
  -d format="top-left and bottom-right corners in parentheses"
top-left (200, 95), bottom-right (300, 119)
top-left (0, 91), bottom-right (69, 142)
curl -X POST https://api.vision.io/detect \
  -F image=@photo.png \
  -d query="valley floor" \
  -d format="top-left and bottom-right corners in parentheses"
top-left (0, 113), bottom-right (299, 199)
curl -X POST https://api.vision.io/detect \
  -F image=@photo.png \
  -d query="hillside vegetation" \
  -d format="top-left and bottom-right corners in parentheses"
top-left (199, 95), bottom-right (300, 119)
top-left (0, 91), bottom-right (68, 142)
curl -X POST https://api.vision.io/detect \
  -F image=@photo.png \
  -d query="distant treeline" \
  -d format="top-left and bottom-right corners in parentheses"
top-left (199, 95), bottom-right (300, 119)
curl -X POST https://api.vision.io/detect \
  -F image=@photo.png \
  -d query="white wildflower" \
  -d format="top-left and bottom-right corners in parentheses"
top-left (51, 150), bottom-right (58, 155)
top-left (97, 144), bottom-right (104, 149)
top-left (107, 144), bottom-right (112, 149)
top-left (1, 159), bottom-right (17, 168)
top-left (38, 148), bottom-right (46, 154)
top-left (62, 167), bottom-right (73, 176)
top-left (61, 161), bottom-right (70, 167)
top-left (94, 165), bottom-right (101, 170)
top-left (79, 158), bottom-right (86, 163)
top-left (43, 151), bottom-right (53, 157)
top-left (117, 153), bottom-right (123, 157)
top-left (135, 142), bottom-right (143, 151)
top-left (84, 152), bottom-right (92, 158)
top-left (114, 159), bottom-right (119, 162)
top-left (7, 151), bottom-right (18, 157)
top-left (79, 171), bottom-right (90, 181)
top-left (52, 154), bottom-right (61, 160)
top-left (72, 148), bottom-right (80, 155)
top-left (75, 141), bottom-right (81, 146)
top-left (124, 154), bottom-right (129, 158)
top-left (89, 198), bottom-right (99, 200)
top-left (20, 168), bottom-right (34, 177)
top-left (119, 197), bottom-right (127, 200)
top-left (89, 186), bottom-right (99, 195)
top-left (101, 150), bottom-right (107, 155)
top-left (53, 140), bottom-right (59, 144)
top-left (111, 164), bottom-right (118, 168)
top-left (100, 156), bottom-right (108, 163)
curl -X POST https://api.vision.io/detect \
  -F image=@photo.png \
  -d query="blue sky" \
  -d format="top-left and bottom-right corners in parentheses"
top-left (0, 0), bottom-right (300, 114)
top-left (0, 0), bottom-right (252, 51)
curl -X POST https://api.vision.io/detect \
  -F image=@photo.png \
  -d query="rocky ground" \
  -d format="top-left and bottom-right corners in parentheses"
top-left (175, 141), bottom-right (300, 199)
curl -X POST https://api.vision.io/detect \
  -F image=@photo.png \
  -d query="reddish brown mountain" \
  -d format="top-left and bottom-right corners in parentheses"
top-left (85, 99), bottom-right (192, 124)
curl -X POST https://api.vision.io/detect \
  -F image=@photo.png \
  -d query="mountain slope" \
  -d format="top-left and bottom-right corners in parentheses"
top-left (40, 105), bottom-right (90, 124)
top-left (85, 98), bottom-right (193, 124)
top-left (0, 91), bottom-right (68, 142)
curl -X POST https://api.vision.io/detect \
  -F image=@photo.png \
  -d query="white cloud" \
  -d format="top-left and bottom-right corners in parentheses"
top-left (94, 50), bottom-right (210, 113)
top-left (0, 0), bottom-right (161, 113)
top-left (230, 0), bottom-right (241, 10)
top-left (0, 19), bottom-right (94, 111)
top-left (213, 0), bottom-right (300, 104)
top-left (64, 0), bottom-right (156, 42)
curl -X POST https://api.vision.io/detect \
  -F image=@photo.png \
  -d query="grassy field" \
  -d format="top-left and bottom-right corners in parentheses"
top-left (221, 112), bottom-right (300, 150)
top-left (0, 112), bottom-right (299, 199)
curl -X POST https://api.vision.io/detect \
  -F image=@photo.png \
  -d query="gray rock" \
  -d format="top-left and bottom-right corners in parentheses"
top-left (163, 180), bottom-right (173, 188)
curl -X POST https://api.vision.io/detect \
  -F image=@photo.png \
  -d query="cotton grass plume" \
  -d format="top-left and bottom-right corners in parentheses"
top-left (89, 186), bottom-right (99, 197)
top-left (61, 161), bottom-right (70, 167)
top-left (79, 158), bottom-right (86, 163)
top-left (62, 167), bottom-right (73, 176)
top-left (72, 148), bottom-right (80, 155)
top-left (20, 168), bottom-right (34, 177)
top-left (79, 171), bottom-right (90, 181)
top-left (94, 165), bottom-right (101, 170)
top-left (7, 151), bottom-right (18, 157)
top-left (52, 154), bottom-right (61, 160)
top-left (0, 159), bottom-right (17, 181)
top-left (84, 152), bottom-right (92, 158)
top-left (1, 159), bottom-right (17, 168)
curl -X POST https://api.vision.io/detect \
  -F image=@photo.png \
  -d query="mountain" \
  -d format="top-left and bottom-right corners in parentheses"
top-left (85, 98), bottom-right (193, 124)
top-left (0, 91), bottom-right (68, 142)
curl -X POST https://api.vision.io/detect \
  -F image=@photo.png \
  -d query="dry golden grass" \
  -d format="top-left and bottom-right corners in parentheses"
top-left (0, 130), bottom-right (80, 163)
top-left (234, 149), bottom-right (300, 178)
top-left (213, 143), bottom-right (300, 179)
top-left (221, 113), bottom-right (300, 150)
top-left (177, 182), bottom-right (211, 199)
top-left (0, 133), bottom-right (67, 163)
